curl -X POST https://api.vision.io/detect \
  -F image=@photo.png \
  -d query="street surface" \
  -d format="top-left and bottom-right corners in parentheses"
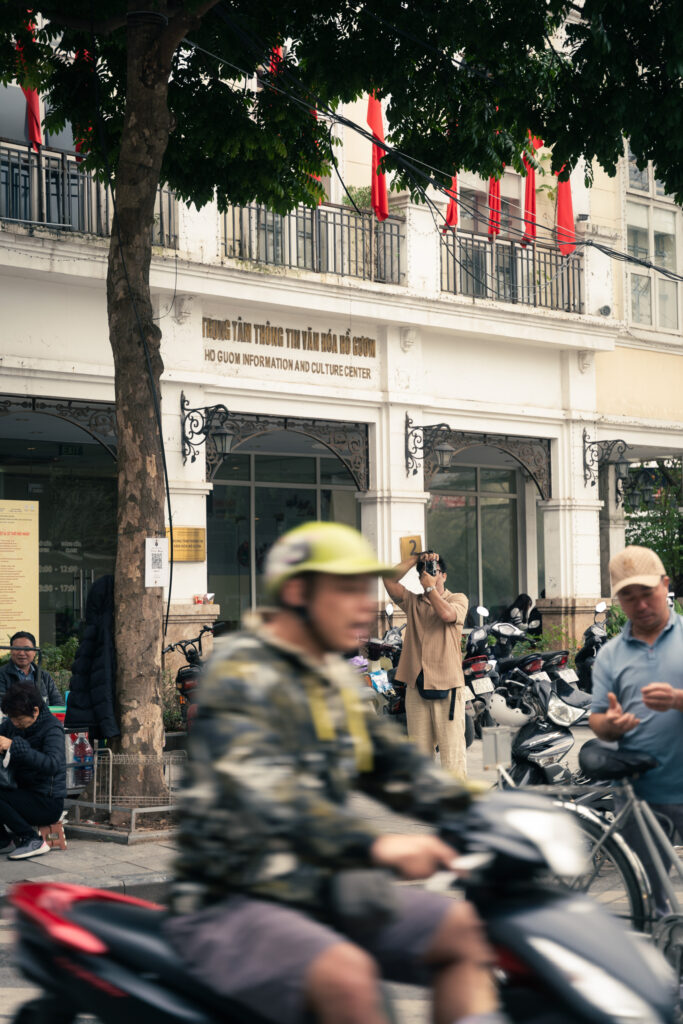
top-left (0, 725), bottom-right (679, 1024)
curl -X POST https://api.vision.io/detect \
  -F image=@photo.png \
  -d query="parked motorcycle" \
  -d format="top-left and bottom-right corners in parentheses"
top-left (7, 788), bottom-right (677, 1024)
top-left (575, 601), bottom-right (609, 694)
top-left (490, 666), bottom-right (588, 786)
top-left (162, 623), bottom-right (228, 724)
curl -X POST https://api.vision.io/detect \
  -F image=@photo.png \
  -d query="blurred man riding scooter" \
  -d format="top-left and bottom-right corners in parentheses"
top-left (165, 522), bottom-right (509, 1024)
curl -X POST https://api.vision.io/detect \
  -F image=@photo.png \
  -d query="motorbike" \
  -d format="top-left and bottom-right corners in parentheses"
top-left (162, 623), bottom-right (228, 724)
top-left (490, 666), bottom-right (588, 786)
top-left (575, 601), bottom-right (609, 694)
top-left (7, 788), bottom-right (677, 1024)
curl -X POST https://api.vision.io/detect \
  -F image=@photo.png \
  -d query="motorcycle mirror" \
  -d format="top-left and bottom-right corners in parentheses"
top-left (594, 601), bottom-right (607, 614)
top-left (476, 605), bottom-right (489, 618)
top-left (385, 603), bottom-right (394, 619)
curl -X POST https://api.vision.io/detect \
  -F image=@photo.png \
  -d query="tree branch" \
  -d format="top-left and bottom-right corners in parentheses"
top-left (159, 0), bottom-right (223, 65)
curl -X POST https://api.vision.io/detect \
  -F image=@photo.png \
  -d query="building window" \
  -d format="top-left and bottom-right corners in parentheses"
top-left (426, 465), bottom-right (520, 626)
top-left (625, 145), bottom-right (679, 332)
top-left (207, 447), bottom-right (359, 629)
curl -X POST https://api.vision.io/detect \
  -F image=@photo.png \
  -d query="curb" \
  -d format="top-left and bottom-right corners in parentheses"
top-left (0, 872), bottom-right (172, 907)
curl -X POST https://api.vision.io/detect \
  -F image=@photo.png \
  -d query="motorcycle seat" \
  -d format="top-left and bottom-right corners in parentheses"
top-left (554, 680), bottom-right (591, 709)
top-left (496, 654), bottom-right (537, 673)
top-left (67, 901), bottom-right (269, 1022)
top-left (578, 739), bottom-right (658, 781)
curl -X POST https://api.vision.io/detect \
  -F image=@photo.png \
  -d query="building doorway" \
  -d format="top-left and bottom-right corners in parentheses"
top-left (207, 430), bottom-right (359, 629)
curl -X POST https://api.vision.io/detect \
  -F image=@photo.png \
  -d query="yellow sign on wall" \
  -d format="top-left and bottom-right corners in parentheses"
top-left (399, 536), bottom-right (423, 561)
top-left (165, 527), bottom-right (206, 563)
top-left (0, 500), bottom-right (39, 645)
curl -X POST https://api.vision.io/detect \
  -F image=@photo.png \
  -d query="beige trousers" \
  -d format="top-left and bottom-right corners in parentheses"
top-left (405, 684), bottom-right (467, 779)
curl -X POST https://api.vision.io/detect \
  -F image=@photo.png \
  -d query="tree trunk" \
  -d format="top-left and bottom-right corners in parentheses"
top-left (107, 10), bottom-right (173, 803)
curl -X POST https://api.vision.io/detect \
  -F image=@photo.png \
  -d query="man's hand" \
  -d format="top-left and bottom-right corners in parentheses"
top-left (605, 691), bottom-right (640, 735)
top-left (0, 737), bottom-right (11, 753)
top-left (370, 834), bottom-right (458, 880)
top-left (641, 682), bottom-right (682, 712)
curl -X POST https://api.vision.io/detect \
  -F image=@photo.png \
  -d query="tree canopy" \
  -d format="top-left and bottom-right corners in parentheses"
top-left (1, 0), bottom-right (682, 207)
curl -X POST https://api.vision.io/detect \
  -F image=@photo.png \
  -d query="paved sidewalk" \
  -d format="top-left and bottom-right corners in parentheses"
top-left (0, 727), bottom-right (592, 904)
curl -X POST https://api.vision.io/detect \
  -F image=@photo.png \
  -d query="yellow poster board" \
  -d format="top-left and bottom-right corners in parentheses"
top-left (399, 535), bottom-right (423, 561)
top-left (0, 500), bottom-right (39, 645)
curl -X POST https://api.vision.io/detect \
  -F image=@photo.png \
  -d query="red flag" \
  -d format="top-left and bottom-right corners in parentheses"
top-left (556, 170), bottom-right (576, 255)
top-left (15, 20), bottom-right (42, 152)
top-left (487, 177), bottom-right (501, 236)
top-left (443, 175), bottom-right (458, 232)
top-left (20, 85), bottom-right (42, 152)
top-left (269, 45), bottom-right (283, 74)
top-left (367, 93), bottom-right (389, 222)
top-left (521, 135), bottom-right (542, 247)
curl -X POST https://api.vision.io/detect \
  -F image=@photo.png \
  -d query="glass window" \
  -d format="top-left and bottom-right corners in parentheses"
top-left (653, 207), bottom-right (676, 270)
top-left (213, 454), bottom-right (250, 481)
top-left (320, 456), bottom-right (355, 485)
top-left (480, 468), bottom-right (517, 493)
top-left (207, 485), bottom-right (251, 630)
top-left (255, 454), bottom-right (315, 483)
top-left (631, 274), bottom-right (652, 325)
top-left (321, 489), bottom-right (359, 526)
top-left (626, 202), bottom-right (649, 259)
top-left (254, 487), bottom-right (317, 602)
top-left (427, 494), bottom-right (479, 620)
top-left (481, 497), bottom-right (518, 621)
top-left (431, 466), bottom-right (476, 491)
top-left (627, 147), bottom-right (649, 191)
top-left (658, 279), bottom-right (678, 331)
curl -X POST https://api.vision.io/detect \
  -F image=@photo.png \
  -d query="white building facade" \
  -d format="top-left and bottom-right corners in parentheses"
top-left (2, 87), bottom-right (682, 647)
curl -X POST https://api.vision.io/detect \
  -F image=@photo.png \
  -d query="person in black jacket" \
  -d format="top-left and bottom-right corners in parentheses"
top-left (65, 575), bottom-right (119, 740)
top-left (0, 683), bottom-right (66, 860)
top-left (0, 631), bottom-right (62, 705)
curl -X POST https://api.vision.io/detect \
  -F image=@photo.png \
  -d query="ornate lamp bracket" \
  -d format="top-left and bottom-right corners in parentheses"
top-left (405, 412), bottom-right (454, 476)
top-left (181, 391), bottom-right (231, 465)
top-left (582, 428), bottom-right (632, 488)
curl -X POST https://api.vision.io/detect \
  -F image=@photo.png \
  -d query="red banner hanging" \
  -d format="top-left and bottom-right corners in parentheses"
top-left (367, 93), bottom-right (389, 222)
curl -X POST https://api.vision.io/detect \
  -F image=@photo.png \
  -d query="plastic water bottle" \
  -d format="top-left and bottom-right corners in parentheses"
top-left (72, 735), bottom-right (94, 787)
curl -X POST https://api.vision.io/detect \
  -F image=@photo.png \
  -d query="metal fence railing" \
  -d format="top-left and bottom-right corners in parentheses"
top-left (0, 137), bottom-right (178, 248)
top-left (440, 230), bottom-right (584, 313)
top-left (222, 202), bottom-right (404, 284)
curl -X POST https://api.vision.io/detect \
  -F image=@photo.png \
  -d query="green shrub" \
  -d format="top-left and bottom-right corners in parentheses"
top-left (162, 671), bottom-right (185, 732)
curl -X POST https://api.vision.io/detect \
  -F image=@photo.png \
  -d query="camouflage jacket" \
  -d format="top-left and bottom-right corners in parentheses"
top-left (171, 611), bottom-right (470, 914)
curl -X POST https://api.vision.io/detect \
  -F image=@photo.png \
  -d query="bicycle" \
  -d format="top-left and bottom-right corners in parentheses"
top-left (544, 740), bottom-right (683, 992)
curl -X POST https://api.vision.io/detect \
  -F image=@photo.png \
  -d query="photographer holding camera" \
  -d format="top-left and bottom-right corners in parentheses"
top-left (383, 550), bottom-right (468, 777)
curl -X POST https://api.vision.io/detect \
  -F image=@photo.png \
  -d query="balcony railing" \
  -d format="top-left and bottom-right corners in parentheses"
top-left (441, 231), bottom-right (583, 313)
top-left (0, 137), bottom-right (178, 248)
top-left (222, 202), bottom-right (403, 284)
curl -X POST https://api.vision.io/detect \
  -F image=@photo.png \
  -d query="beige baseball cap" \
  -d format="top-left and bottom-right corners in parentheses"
top-left (609, 545), bottom-right (667, 597)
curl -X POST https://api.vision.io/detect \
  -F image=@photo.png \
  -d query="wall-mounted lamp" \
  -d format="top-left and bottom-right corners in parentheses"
top-left (583, 428), bottom-right (633, 505)
top-left (405, 412), bottom-right (455, 476)
top-left (181, 391), bottom-right (235, 465)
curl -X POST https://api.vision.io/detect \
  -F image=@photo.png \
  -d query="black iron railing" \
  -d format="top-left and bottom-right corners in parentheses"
top-left (441, 231), bottom-right (583, 313)
top-left (222, 202), bottom-right (403, 284)
top-left (0, 137), bottom-right (178, 248)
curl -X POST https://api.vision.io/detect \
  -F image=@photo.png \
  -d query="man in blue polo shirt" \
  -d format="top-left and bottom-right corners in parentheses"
top-left (590, 544), bottom-right (683, 914)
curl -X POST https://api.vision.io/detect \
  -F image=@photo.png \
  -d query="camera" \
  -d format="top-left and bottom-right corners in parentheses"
top-left (417, 556), bottom-right (439, 577)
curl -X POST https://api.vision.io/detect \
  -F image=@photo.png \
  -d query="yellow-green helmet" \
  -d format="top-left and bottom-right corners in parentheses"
top-left (264, 521), bottom-right (395, 600)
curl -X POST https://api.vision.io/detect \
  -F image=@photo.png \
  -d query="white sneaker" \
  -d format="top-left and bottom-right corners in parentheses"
top-left (8, 837), bottom-right (50, 860)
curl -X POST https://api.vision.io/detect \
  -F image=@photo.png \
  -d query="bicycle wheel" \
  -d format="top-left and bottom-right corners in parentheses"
top-left (547, 806), bottom-right (651, 931)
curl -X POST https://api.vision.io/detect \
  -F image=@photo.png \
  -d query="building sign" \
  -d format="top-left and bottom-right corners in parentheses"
top-left (165, 527), bottom-right (206, 562)
top-left (400, 536), bottom-right (423, 561)
top-left (201, 315), bottom-right (379, 388)
top-left (0, 500), bottom-right (39, 643)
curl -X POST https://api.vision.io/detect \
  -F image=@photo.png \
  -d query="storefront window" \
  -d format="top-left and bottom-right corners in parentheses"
top-left (208, 442), bottom-right (359, 629)
top-left (427, 465), bottom-right (520, 625)
top-left (0, 414), bottom-right (116, 644)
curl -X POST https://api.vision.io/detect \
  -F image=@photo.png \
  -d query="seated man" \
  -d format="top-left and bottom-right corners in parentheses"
top-left (0, 631), bottom-right (62, 705)
top-left (164, 522), bottom-right (507, 1024)
top-left (0, 683), bottom-right (67, 859)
